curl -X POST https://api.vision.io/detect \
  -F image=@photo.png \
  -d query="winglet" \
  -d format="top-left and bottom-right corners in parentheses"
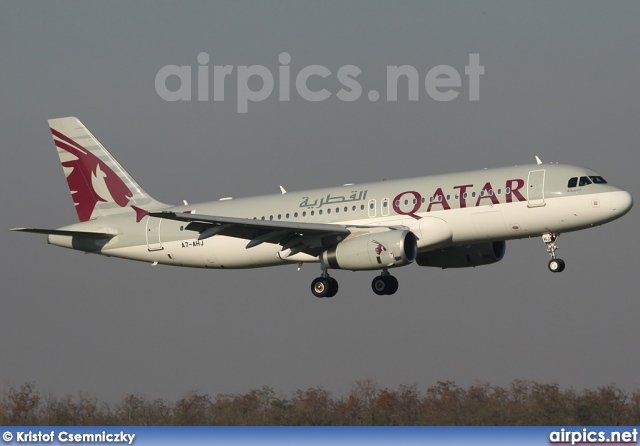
top-left (535, 156), bottom-right (542, 165)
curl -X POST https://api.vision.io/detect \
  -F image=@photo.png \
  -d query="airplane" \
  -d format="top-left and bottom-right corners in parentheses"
top-left (11, 117), bottom-right (633, 297)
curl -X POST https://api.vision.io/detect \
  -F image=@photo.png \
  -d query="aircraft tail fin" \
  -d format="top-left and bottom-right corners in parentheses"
top-left (48, 117), bottom-right (167, 222)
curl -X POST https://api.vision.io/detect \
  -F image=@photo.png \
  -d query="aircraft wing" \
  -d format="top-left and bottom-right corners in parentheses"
top-left (148, 211), bottom-right (354, 255)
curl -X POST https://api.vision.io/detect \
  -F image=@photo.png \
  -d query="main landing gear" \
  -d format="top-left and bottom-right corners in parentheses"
top-left (371, 270), bottom-right (399, 295)
top-left (543, 232), bottom-right (565, 273)
top-left (310, 268), bottom-right (399, 298)
top-left (311, 275), bottom-right (339, 298)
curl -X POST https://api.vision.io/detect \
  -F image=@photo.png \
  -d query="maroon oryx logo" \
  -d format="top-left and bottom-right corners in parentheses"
top-left (51, 128), bottom-right (133, 222)
top-left (372, 240), bottom-right (387, 256)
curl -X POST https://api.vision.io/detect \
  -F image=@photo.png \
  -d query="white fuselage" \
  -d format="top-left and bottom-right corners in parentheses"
top-left (48, 163), bottom-right (633, 270)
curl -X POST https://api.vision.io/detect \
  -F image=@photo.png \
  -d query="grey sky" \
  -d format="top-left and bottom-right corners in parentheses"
top-left (1, 1), bottom-right (639, 402)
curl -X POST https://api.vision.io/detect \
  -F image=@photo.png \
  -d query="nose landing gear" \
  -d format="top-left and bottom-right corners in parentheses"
top-left (543, 232), bottom-right (565, 273)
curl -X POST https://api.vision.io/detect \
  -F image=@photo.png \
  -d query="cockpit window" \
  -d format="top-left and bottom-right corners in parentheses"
top-left (568, 176), bottom-right (607, 188)
top-left (590, 176), bottom-right (607, 184)
top-left (578, 176), bottom-right (592, 186)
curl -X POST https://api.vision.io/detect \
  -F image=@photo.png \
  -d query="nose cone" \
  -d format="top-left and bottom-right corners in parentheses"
top-left (611, 190), bottom-right (633, 217)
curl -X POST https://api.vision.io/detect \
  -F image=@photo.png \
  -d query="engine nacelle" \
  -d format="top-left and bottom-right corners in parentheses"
top-left (415, 241), bottom-right (506, 269)
top-left (322, 230), bottom-right (418, 271)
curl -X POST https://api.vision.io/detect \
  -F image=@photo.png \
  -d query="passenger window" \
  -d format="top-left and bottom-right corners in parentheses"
top-left (567, 177), bottom-right (577, 188)
top-left (579, 176), bottom-right (592, 186)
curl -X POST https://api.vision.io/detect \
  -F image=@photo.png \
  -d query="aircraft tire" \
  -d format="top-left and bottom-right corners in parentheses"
top-left (385, 276), bottom-right (399, 295)
top-left (371, 276), bottom-right (389, 296)
top-left (311, 277), bottom-right (339, 298)
top-left (311, 277), bottom-right (329, 297)
top-left (326, 277), bottom-right (339, 298)
top-left (548, 259), bottom-right (565, 273)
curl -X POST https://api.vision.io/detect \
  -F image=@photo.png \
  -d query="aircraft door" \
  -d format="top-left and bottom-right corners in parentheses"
top-left (381, 198), bottom-right (390, 216)
top-left (146, 216), bottom-right (163, 251)
top-left (527, 169), bottom-right (546, 207)
top-left (368, 199), bottom-right (376, 217)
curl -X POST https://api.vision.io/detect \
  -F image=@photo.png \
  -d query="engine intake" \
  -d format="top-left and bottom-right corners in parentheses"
top-left (322, 230), bottom-right (417, 271)
top-left (416, 241), bottom-right (506, 269)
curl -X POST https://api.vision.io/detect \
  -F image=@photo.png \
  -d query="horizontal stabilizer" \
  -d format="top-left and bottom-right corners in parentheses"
top-left (9, 228), bottom-right (115, 239)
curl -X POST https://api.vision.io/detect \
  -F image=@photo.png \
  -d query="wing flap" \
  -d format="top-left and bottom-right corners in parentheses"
top-left (149, 212), bottom-right (351, 235)
top-left (149, 211), bottom-right (352, 253)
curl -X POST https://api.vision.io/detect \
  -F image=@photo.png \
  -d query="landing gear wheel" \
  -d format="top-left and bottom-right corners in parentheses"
top-left (372, 276), bottom-right (387, 295)
top-left (371, 275), bottom-right (399, 295)
top-left (548, 259), bottom-right (565, 273)
top-left (311, 277), bottom-right (339, 298)
top-left (326, 277), bottom-right (339, 297)
top-left (386, 276), bottom-right (399, 295)
top-left (542, 233), bottom-right (565, 273)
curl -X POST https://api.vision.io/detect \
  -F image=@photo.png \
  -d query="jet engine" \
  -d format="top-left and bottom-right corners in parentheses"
top-left (415, 241), bottom-right (506, 269)
top-left (322, 230), bottom-right (418, 271)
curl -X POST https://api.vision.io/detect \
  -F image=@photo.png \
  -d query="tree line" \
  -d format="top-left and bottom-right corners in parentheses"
top-left (1, 380), bottom-right (639, 425)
